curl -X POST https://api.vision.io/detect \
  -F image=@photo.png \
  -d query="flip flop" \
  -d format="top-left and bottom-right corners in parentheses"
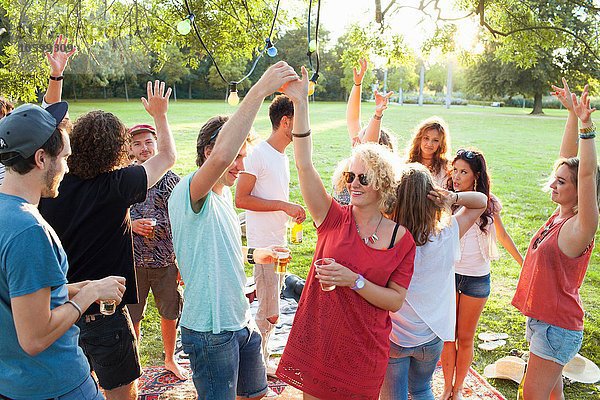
top-left (478, 332), bottom-right (509, 342)
top-left (478, 339), bottom-right (506, 351)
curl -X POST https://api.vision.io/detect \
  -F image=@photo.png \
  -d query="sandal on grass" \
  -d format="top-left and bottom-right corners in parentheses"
top-left (478, 339), bottom-right (507, 351)
top-left (478, 332), bottom-right (509, 342)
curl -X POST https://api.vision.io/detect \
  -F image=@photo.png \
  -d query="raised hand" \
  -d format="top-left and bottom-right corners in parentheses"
top-left (281, 65), bottom-right (309, 103)
top-left (572, 87), bottom-right (596, 124)
top-left (353, 58), bottom-right (368, 85)
top-left (142, 80), bottom-right (172, 118)
top-left (254, 61), bottom-right (299, 98)
top-left (374, 90), bottom-right (393, 116)
top-left (45, 34), bottom-right (77, 76)
top-left (551, 77), bottom-right (574, 111)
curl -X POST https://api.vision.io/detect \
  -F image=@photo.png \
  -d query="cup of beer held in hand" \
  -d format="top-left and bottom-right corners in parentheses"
top-left (147, 218), bottom-right (157, 239)
top-left (99, 299), bottom-right (117, 315)
top-left (314, 258), bottom-right (336, 291)
top-left (276, 249), bottom-right (291, 275)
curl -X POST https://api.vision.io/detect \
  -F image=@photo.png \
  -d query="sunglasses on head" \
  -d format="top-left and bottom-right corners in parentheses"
top-left (343, 171), bottom-right (369, 186)
top-left (456, 149), bottom-right (476, 159)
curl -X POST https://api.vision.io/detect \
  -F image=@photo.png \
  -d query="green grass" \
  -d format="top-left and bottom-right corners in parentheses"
top-left (67, 99), bottom-right (600, 399)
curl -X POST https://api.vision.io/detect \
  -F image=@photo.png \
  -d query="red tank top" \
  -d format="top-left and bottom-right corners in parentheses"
top-left (512, 212), bottom-right (593, 331)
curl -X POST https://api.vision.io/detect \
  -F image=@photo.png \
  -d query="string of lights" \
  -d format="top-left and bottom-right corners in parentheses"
top-left (307, 0), bottom-right (322, 96)
top-left (178, 0), bottom-right (281, 105)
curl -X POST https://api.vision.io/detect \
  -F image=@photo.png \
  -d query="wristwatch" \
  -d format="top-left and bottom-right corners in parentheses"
top-left (247, 248), bottom-right (256, 264)
top-left (351, 274), bottom-right (366, 290)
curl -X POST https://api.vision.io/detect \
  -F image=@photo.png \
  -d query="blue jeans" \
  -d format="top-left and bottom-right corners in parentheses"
top-left (181, 326), bottom-right (268, 400)
top-left (380, 337), bottom-right (443, 400)
top-left (526, 318), bottom-right (583, 366)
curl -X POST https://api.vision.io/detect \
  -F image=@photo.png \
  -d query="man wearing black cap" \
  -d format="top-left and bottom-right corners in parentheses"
top-left (0, 102), bottom-right (126, 399)
top-left (39, 81), bottom-right (175, 400)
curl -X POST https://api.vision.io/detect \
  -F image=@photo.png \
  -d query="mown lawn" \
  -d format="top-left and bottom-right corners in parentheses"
top-left (68, 99), bottom-right (600, 399)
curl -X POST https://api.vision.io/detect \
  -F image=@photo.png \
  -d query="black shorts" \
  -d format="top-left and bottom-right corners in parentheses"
top-left (76, 307), bottom-right (142, 390)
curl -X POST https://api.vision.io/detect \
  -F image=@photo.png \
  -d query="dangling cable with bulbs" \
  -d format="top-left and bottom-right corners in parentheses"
top-left (180, 0), bottom-right (281, 105)
top-left (307, 0), bottom-right (322, 96)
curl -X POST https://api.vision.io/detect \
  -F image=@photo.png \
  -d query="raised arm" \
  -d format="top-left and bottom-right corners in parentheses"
top-left (552, 78), bottom-right (578, 158)
top-left (141, 80), bottom-right (176, 189)
top-left (360, 90), bottom-right (393, 144)
top-left (494, 213), bottom-right (523, 265)
top-left (346, 58), bottom-right (367, 145)
top-left (282, 66), bottom-right (332, 227)
top-left (563, 89), bottom-right (599, 256)
top-left (235, 173), bottom-right (306, 223)
top-left (189, 61), bottom-right (299, 204)
top-left (11, 276), bottom-right (125, 356)
top-left (429, 189), bottom-right (487, 238)
top-left (44, 35), bottom-right (77, 104)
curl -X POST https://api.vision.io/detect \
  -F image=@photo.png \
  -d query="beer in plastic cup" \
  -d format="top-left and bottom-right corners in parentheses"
top-left (99, 299), bottom-right (116, 315)
top-left (147, 218), bottom-right (157, 239)
top-left (276, 249), bottom-right (291, 275)
top-left (314, 258), bottom-right (336, 291)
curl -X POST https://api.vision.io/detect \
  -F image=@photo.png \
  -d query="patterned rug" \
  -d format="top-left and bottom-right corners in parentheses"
top-left (138, 363), bottom-right (504, 399)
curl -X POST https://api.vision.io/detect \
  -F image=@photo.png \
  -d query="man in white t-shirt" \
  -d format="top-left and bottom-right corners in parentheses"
top-left (235, 94), bottom-right (306, 375)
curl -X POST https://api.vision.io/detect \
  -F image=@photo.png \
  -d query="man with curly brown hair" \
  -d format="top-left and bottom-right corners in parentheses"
top-left (39, 81), bottom-right (176, 400)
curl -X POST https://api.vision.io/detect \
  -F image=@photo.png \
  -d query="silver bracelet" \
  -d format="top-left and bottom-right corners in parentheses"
top-left (66, 300), bottom-right (82, 319)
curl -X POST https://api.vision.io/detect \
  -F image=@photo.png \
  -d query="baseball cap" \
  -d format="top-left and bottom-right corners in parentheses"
top-left (128, 124), bottom-right (156, 137)
top-left (0, 102), bottom-right (69, 159)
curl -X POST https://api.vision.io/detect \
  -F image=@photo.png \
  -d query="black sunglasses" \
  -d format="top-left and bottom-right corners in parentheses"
top-left (456, 149), bottom-right (476, 159)
top-left (532, 223), bottom-right (552, 250)
top-left (343, 171), bottom-right (369, 186)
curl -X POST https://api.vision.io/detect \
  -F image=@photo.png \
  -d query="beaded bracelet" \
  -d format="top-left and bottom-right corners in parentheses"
top-left (373, 114), bottom-right (383, 120)
top-left (579, 131), bottom-right (596, 140)
top-left (579, 123), bottom-right (596, 134)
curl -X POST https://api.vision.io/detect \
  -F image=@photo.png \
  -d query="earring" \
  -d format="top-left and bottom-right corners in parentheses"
top-left (474, 180), bottom-right (477, 191)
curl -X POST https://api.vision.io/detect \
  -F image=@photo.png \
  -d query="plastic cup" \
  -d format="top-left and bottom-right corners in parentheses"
top-left (275, 249), bottom-right (291, 275)
top-left (314, 258), bottom-right (336, 291)
top-left (99, 299), bottom-right (116, 315)
top-left (147, 218), bottom-right (157, 239)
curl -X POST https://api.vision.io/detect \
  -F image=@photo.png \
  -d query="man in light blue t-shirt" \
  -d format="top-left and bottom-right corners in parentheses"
top-left (0, 103), bottom-right (126, 400)
top-left (169, 62), bottom-right (299, 400)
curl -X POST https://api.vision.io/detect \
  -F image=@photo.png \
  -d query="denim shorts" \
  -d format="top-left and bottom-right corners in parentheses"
top-left (455, 273), bottom-right (491, 298)
top-left (526, 318), bottom-right (583, 366)
top-left (76, 307), bottom-right (142, 390)
top-left (181, 325), bottom-right (268, 400)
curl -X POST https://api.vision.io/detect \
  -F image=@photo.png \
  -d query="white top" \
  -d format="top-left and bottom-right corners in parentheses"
top-left (455, 196), bottom-right (501, 277)
top-left (243, 140), bottom-right (290, 248)
top-left (390, 217), bottom-right (461, 345)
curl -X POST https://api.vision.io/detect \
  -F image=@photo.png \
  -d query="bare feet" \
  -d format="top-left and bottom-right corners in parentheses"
top-left (165, 359), bottom-right (188, 380)
top-left (452, 386), bottom-right (463, 400)
top-left (439, 387), bottom-right (453, 400)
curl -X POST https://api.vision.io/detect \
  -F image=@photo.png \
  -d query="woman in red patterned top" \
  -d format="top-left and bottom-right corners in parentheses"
top-left (512, 80), bottom-right (599, 399)
top-left (276, 68), bottom-right (416, 399)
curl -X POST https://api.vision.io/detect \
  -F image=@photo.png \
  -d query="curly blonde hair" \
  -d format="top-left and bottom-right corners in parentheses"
top-left (332, 143), bottom-right (399, 214)
top-left (68, 110), bottom-right (130, 179)
top-left (405, 116), bottom-right (451, 176)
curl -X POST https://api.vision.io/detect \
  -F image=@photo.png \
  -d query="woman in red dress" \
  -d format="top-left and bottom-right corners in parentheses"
top-left (276, 67), bottom-right (416, 399)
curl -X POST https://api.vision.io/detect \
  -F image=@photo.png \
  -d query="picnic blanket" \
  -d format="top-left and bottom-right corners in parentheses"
top-left (139, 298), bottom-right (505, 399)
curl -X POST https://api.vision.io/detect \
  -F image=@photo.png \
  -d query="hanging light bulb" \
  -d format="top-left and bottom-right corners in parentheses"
top-left (308, 72), bottom-right (319, 96)
top-left (228, 82), bottom-right (240, 106)
top-left (176, 14), bottom-right (195, 35)
top-left (265, 38), bottom-right (278, 57)
top-left (308, 39), bottom-right (317, 53)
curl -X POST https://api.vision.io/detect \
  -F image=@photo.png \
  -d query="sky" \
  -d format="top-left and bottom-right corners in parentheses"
top-left (281, 0), bottom-right (483, 63)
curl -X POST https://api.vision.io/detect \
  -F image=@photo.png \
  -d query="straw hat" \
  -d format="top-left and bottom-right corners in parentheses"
top-left (484, 356), bottom-right (526, 384)
top-left (562, 354), bottom-right (600, 384)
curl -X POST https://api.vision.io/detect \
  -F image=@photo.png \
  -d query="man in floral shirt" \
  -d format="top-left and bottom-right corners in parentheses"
top-left (127, 124), bottom-right (185, 380)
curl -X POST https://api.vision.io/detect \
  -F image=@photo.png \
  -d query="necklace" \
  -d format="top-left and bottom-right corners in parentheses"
top-left (356, 214), bottom-right (384, 245)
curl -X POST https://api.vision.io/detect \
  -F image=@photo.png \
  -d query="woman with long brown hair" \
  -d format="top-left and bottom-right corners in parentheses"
top-left (380, 163), bottom-right (487, 400)
top-left (405, 117), bottom-right (452, 187)
top-left (441, 147), bottom-right (523, 400)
